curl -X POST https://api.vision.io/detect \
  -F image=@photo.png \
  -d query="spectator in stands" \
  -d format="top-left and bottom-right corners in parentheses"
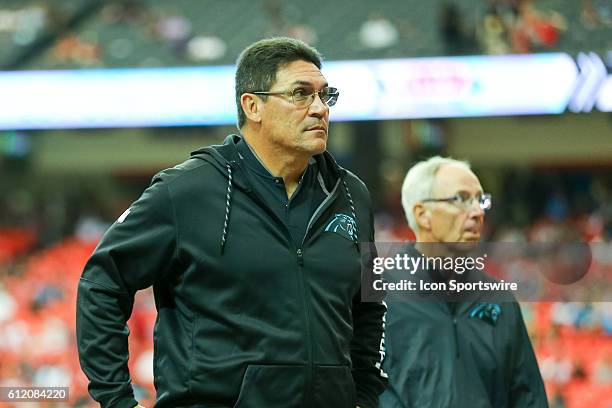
top-left (380, 156), bottom-right (548, 407)
top-left (581, 0), bottom-right (612, 28)
top-left (439, 2), bottom-right (477, 55)
top-left (155, 12), bottom-right (192, 57)
top-left (263, 0), bottom-right (283, 31)
top-left (76, 37), bottom-right (386, 408)
top-left (541, 348), bottom-right (573, 384)
top-left (511, 0), bottom-right (567, 53)
top-left (359, 13), bottom-right (399, 49)
top-left (0, 284), bottom-right (16, 323)
top-left (548, 389), bottom-right (567, 408)
top-left (186, 35), bottom-right (227, 61)
top-left (284, 22), bottom-right (318, 46)
top-left (477, 0), bottom-right (512, 54)
top-left (594, 352), bottom-right (612, 384)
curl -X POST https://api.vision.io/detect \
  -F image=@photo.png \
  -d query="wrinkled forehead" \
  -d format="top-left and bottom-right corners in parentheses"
top-left (431, 164), bottom-right (483, 197)
top-left (273, 60), bottom-right (328, 88)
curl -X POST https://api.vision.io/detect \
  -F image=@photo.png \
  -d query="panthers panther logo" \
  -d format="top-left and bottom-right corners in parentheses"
top-left (324, 213), bottom-right (357, 241)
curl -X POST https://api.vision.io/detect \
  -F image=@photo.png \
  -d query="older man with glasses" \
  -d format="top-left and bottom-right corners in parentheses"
top-left (76, 37), bottom-right (386, 408)
top-left (379, 156), bottom-right (548, 408)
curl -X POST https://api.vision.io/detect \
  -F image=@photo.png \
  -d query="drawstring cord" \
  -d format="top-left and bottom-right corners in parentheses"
top-left (220, 163), bottom-right (233, 254)
top-left (342, 179), bottom-right (360, 253)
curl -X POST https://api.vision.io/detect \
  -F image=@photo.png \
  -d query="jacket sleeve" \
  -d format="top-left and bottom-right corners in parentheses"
top-left (508, 303), bottom-right (549, 408)
top-left (351, 204), bottom-right (388, 408)
top-left (76, 176), bottom-right (177, 408)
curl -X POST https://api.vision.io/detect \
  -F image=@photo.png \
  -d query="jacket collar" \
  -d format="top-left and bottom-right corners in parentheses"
top-left (190, 134), bottom-right (345, 191)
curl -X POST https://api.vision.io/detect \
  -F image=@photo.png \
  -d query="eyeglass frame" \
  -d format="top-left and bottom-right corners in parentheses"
top-left (251, 86), bottom-right (339, 108)
top-left (421, 192), bottom-right (492, 211)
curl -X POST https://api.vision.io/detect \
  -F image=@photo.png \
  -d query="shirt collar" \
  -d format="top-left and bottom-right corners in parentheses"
top-left (236, 136), bottom-right (316, 182)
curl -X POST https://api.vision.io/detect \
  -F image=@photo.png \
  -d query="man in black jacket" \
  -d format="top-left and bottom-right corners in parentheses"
top-left (379, 156), bottom-right (548, 408)
top-left (77, 37), bottom-right (387, 408)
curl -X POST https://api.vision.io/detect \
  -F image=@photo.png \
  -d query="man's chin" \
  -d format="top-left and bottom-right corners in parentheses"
top-left (304, 139), bottom-right (327, 155)
top-left (462, 231), bottom-right (481, 242)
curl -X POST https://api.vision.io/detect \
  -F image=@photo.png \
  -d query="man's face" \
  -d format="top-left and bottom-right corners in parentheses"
top-left (424, 164), bottom-right (485, 243)
top-left (259, 60), bottom-right (330, 157)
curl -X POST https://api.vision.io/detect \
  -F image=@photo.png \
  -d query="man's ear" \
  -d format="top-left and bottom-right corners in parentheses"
top-left (414, 203), bottom-right (431, 231)
top-left (240, 93), bottom-right (262, 124)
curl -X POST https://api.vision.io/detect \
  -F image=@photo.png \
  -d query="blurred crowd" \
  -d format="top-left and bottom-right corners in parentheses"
top-left (0, 0), bottom-right (610, 70)
top-left (441, 0), bottom-right (569, 55)
top-left (0, 236), bottom-right (157, 407)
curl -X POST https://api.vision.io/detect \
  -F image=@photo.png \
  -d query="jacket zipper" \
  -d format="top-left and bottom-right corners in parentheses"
top-left (295, 177), bottom-right (341, 407)
top-left (453, 316), bottom-right (459, 358)
top-left (238, 190), bottom-right (314, 402)
top-left (294, 247), bottom-right (311, 406)
top-left (449, 303), bottom-right (460, 359)
top-left (242, 164), bottom-right (344, 407)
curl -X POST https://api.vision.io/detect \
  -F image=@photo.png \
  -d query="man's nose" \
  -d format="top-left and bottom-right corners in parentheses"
top-left (308, 93), bottom-right (328, 116)
top-left (467, 198), bottom-right (485, 218)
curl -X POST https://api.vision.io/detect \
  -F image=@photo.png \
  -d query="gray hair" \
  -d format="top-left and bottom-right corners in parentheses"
top-left (401, 156), bottom-right (471, 235)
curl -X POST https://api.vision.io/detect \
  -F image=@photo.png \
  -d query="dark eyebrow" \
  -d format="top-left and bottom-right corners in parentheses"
top-left (290, 80), bottom-right (329, 88)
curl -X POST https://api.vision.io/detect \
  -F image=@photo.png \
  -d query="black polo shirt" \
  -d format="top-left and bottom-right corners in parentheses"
top-left (236, 137), bottom-right (327, 248)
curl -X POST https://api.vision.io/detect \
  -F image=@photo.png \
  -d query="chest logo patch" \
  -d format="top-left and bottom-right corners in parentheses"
top-left (324, 213), bottom-right (356, 242)
top-left (469, 302), bottom-right (502, 326)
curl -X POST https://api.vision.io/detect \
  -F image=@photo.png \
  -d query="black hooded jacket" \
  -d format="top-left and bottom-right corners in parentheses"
top-left (76, 135), bottom-right (387, 408)
top-left (379, 244), bottom-right (548, 408)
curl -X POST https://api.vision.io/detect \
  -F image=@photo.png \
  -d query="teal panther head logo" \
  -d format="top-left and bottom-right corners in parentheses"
top-left (469, 303), bottom-right (502, 326)
top-left (324, 213), bottom-right (356, 241)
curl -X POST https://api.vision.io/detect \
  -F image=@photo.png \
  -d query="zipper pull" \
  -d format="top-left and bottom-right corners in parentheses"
top-left (297, 248), bottom-right (304, 265)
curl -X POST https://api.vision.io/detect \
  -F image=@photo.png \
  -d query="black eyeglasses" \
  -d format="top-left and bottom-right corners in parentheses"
top-left (422, 192), bottom-right (492, 211)
top-left (252, 86), bottom-right (339, 108)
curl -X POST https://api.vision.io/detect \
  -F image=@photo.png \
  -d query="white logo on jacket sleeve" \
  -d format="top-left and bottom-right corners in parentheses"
top-left (117, 208), bottom-right (130, 223)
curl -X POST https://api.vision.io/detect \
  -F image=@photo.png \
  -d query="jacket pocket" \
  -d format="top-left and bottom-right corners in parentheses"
top-left (312, 365), bottom-right (355, 408)
top-left (232, 364), bottom-right (306, 408)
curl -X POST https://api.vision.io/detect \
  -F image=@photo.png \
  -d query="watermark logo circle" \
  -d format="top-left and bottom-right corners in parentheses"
top-left (536, 241), bottom-right (592, 285)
